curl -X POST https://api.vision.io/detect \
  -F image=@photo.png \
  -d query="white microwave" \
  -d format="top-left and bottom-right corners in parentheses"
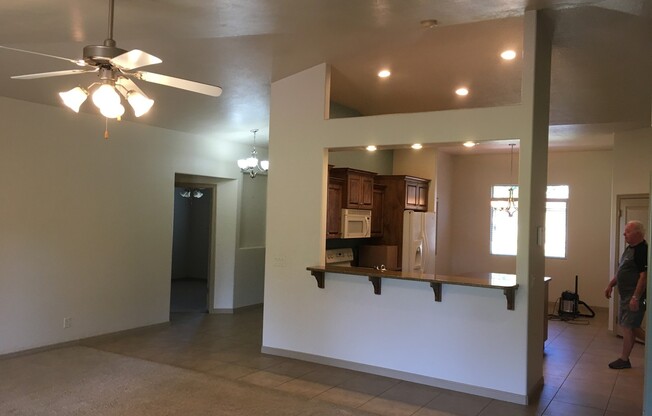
top-left (341, 209), bottom-right (371, 238)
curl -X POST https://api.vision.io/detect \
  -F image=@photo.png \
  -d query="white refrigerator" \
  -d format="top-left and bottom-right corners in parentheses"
top-left (401, 210), bottom-right (436, 274)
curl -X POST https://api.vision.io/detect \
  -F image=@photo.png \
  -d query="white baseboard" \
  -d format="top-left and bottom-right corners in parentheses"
top-left (211, 303), bottom-right (263, 314)
top-left (261, 346), bottom-right (528, 405)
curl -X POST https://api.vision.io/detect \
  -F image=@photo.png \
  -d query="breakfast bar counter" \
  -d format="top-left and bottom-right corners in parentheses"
top-left (306, 266), bottom-right (521, 310)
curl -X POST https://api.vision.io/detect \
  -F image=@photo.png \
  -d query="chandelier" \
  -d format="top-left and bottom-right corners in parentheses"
top-left (179, 189), bottom-right (204, 199)
top-left (237, 129), bottom-right (269, 178)
top-left (499, 143), bottom-right (518, 217)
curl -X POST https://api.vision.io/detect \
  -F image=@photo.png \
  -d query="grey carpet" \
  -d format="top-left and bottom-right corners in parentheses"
top-left (0, 346), bottom-right (373, 415)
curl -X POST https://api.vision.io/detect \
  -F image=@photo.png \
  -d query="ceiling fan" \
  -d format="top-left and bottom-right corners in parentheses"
top-left (0, 0), bottom-right (222, 119)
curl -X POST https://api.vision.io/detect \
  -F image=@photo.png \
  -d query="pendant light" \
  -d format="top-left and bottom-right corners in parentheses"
top-left (500, 143), bottom-right (518, 217)
top-left (237, 129), bottom-right (269, 178)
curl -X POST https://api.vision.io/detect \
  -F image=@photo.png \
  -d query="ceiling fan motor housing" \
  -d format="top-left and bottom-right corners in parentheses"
top-left (83, 44), bottom-right (126, 66)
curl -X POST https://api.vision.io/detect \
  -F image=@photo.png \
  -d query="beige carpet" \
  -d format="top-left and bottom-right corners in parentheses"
top-left (0, 346), bottom-right (373, 415)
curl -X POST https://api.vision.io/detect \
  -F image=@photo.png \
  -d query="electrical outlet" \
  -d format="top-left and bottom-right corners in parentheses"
top-left (63, 317), bottom-right (72, 329)
top-left (272, 256), bottom-right (287, 268)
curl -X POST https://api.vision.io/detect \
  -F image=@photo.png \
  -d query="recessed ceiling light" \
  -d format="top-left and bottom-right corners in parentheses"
top-left (501, 50), bottom-right (517, 60)
top-left (463, 141), bottom-right (476, 148)
top-left (411, 143), bottom-right (423, 150)
top-left (455, 87), bottom-right (469, 96)
top-left (366, 145), bottom-right (377, 151)
top-left (378, 70), bottom-right (391, 78)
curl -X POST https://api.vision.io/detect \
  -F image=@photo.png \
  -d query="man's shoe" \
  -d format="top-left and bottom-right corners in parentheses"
top-left (608, 358), bottom-right (631, 369)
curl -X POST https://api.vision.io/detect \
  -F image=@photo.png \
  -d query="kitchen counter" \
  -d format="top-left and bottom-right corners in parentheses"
top-left (306, 266), bottom-right (521, 310)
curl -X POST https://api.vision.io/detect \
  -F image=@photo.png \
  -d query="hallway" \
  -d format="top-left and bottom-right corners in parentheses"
top-left (0, 306), bottom-right (644, 415)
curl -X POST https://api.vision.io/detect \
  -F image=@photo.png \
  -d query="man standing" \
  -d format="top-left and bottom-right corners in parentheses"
top-left (604, 220), bottom-right (648, 369)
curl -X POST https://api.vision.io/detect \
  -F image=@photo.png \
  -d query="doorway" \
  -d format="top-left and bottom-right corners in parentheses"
top-left (170, 185), bottom-right (213, 313)
top-left (613, 194), bottom-right (649, 335)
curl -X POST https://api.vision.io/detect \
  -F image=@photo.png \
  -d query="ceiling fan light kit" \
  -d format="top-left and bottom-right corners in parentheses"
top-left (126, 91), bottom-right (154, 117)
top-left (2, 0), bottom-right (222, 121)
top-left (59, 87), bottom-right (89, 113)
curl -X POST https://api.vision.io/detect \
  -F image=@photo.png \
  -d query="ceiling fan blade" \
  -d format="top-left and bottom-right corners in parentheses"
top-left (116, 76), bottom-right (146, 95)
top-left (135, 71), bottom-right (223, 97)
top-left (11, 68), bottom-right (99, 80)
top-left (110, 49), bottom-right (162, 70)
top-left (0, 45), bottom-right (87, 67)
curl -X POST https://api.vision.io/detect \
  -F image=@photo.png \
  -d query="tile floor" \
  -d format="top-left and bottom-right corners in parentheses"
top-left (81, 305), bottom-right (645, 416)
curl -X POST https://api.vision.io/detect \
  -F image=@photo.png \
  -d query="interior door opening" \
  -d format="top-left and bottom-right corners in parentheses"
top-left (170, 185), bottom-right (213, 313)
top-left (613, 194), bottom-right (649, 337)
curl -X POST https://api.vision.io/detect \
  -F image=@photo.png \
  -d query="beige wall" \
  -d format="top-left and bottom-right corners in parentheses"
top-left (546, 150), bottom-right (613, 307)
top-left (449, 151), bottom-right (519, 275)
top-left (234, 173), bottom-right (268, 308)
top-left (240, 174), bottom-right (268, 248)
top-left (434, 151), bottom-right (454, 274)
top-left (612, 128), bottom-right (652, 195)
top-left (446, 150), bottom-right (613, 307)
top-left (0, 96), bottom-right (265, 354)
top-left (328, 149), bottom-right (393, 174)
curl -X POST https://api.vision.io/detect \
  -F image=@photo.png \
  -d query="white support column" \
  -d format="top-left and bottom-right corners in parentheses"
top-left (519, 10), bottom-right (553, 399)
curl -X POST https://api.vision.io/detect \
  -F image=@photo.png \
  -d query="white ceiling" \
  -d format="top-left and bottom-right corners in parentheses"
top-left (0, 0), bottom-right (650, 149)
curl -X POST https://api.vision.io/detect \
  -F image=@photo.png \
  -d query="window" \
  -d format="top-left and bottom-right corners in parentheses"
top-left (490, 185), bottom-right (569, 258)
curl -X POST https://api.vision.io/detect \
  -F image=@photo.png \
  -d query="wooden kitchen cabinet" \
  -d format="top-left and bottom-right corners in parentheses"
top-left (329, 168), bottom-right (376, 210)
top-left (371, 184), bottom-right (385, 237)
top-left (375, 175), bottom-right (430, 212)
top-left (405, 179), bottom-right (429, 211)
top-left (326, 177), bottom-right (344, 239)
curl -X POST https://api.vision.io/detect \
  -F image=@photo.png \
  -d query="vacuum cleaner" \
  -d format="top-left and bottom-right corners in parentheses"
top-left (558, 275), bottom-right (595, 318)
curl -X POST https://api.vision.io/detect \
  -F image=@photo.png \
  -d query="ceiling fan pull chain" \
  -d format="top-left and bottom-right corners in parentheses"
top-left (104, 117), bottom-right (110, 140)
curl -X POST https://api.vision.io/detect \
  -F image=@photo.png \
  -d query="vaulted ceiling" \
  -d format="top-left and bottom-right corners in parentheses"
top-left (0, 0), bottom-right (650, 148)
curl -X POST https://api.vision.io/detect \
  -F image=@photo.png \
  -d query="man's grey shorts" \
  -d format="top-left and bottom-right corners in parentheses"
top-left (619, 296), bottom-right (646, 328)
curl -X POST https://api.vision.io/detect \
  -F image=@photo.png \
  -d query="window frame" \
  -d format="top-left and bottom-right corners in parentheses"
top-left (490, 184), bottom-right (569, 259)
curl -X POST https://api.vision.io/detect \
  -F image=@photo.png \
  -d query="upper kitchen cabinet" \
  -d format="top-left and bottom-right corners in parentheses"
top-left (329, 168), bottom-right (376, 210)
top-left (371, 183), bottom-right (386, 237)
top-left (375, 175), bottom-right (430, 212)
top-left (326, 177), bottom-right (344, 239)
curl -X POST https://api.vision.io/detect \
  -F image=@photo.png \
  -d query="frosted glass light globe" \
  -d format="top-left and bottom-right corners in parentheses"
top-left (59, 87), bottom-right (88, 112)
top-left (92, 84), bottom-right (120, 109)
top-left (127, 92), bottom-right (154, 117)
top-left (100, 102), bottom-right (125, 119)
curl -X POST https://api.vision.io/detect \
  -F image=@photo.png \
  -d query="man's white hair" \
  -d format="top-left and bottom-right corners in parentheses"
top-left (629, 220), bottom-right (646, 237)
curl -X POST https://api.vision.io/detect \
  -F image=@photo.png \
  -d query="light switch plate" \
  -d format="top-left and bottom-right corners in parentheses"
top-left (537, 226), bottom-right (545, 246)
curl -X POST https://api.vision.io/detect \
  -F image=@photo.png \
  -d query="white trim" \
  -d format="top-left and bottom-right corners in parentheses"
top-left (261, 346), bottom-right (530, 405)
